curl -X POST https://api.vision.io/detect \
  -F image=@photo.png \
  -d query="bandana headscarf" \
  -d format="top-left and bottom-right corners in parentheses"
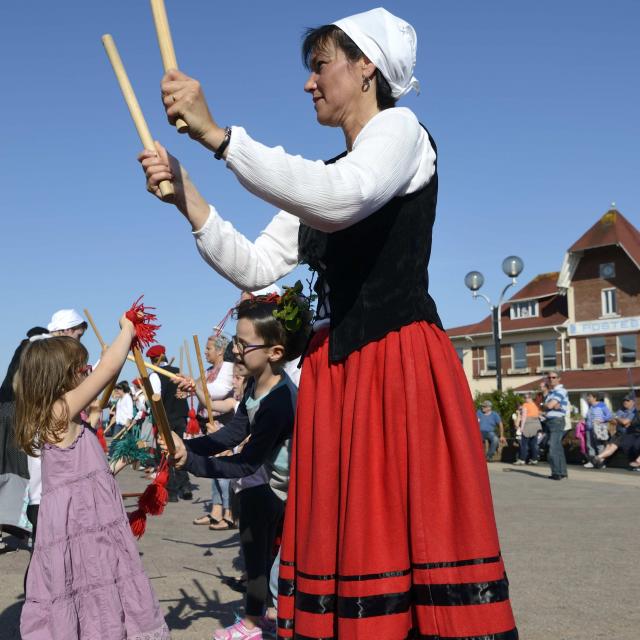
top-left (333, 7), bottom-right (420, 99)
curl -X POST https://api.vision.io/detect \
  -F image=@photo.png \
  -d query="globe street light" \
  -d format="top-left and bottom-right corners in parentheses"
top-left (464, 256), bottom-right (524, 391)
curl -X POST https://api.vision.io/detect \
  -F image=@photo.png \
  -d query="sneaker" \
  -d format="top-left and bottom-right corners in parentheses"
top-left (213, 619), bottom-right (263, 639)
top-left (583, 462), bottom-right (594, 469)
top-left (513, 459), bottom-right (526, 465)
top-left (529, 460), bottom-right (538, 465)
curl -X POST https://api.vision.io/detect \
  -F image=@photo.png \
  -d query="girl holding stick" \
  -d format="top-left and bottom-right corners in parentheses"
top-left (14, 317), bottom-right (169, 639)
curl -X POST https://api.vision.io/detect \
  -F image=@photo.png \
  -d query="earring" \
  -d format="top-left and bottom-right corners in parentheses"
top-left (361, 76), bottom-right (371, 92)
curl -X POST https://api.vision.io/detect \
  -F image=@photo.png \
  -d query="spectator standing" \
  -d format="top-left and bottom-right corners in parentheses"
top-left (544, 372), bottom-right (569, 480)
top-left (583, 392), bottom-right (612, 468)
top-left (514, 393), bottom-right (542, 465)
top-left (477, 401), bottom-right (506, 462)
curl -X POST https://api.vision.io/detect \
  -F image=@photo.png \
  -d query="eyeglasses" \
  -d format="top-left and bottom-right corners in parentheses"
top-left (232, 335), bottom-right (271, 356)
top-left (78, 364), bottom-right (93, 375)
top-left (547, 375), bottom-right (558, 380)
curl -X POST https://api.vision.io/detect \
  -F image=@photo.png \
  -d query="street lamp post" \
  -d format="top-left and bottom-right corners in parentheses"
top-left (464, 256), bottom-right (524, 392)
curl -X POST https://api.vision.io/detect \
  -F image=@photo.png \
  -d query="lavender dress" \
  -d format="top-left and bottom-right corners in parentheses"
top-left (21, 425), bottom-right (170, 640)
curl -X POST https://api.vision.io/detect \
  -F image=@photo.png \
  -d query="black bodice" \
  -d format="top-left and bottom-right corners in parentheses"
top-left (298, 128), bottom-right (442, 362)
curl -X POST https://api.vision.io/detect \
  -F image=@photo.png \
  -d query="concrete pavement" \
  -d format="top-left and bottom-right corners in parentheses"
top-left (1, 462), bottom-right (638, 639)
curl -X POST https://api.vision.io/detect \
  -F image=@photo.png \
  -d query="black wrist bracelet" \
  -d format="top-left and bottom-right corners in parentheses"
top-left (214, 126), bottom-right (232, 160)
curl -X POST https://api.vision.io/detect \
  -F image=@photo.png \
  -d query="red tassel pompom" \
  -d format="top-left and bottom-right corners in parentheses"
top-left (139, 482), bottom-right (168, 516)
top-left (186, 408), bottom-right (201, 436)
top-left (128, 508), bottom-right (147, 539)
top-left (125, 295), bottom-right (160, 350)
top-left (155, 463), bottom-right (169, 487)
top-left (96, 427), bottom-right (107, 453)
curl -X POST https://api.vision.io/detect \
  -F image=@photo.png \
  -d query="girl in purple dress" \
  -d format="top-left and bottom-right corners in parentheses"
top-left (14, 315), bottom-right (169, 640)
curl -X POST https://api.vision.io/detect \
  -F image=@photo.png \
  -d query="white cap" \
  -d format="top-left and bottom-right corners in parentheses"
top-left (251, 284), bottom-right (282, 296)
top-left (333, 7), bottom-right (420, 99)
top-left (47, 309), bottom-right (86, 332)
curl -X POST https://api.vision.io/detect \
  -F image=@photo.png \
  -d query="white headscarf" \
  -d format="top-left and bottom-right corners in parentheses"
top-left (333, 7), bottom-right (420, 99)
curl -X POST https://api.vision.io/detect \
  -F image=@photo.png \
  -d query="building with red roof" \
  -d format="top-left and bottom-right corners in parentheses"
top-left (447, 207), bottom-right (640, 412)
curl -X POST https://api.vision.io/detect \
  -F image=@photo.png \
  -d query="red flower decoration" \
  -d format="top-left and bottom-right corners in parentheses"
top-left (126, 295), bottom-right (160, 350)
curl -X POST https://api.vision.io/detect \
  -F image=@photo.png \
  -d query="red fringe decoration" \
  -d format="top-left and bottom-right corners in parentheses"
top-left (96, 427), bottom-right (107, 453)
top-left (128, 509), bottom-right (147, 539)
top-left (126, 295), bottom-right (160, 350)
top-left (186, 407), bottom-right (200, 436)
top-left (128, 456), bottom-right (170, 538)
top-left (139, 482), bottom-right (168, 516)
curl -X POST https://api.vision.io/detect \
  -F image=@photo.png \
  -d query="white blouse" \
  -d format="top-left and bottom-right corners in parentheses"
top-left (194, 107), bottom-right (436, 292)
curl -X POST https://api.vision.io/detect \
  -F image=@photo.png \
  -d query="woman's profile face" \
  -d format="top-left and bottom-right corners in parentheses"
top-left (304, 41), bottom-right (362, 127)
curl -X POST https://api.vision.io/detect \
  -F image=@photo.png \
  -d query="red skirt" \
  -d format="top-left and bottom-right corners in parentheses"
top-left (278, 322), bottom-right (517, 639)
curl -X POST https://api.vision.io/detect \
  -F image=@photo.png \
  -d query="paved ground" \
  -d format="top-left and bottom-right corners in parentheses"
top-left (1, 462), bottom-right (638, 639)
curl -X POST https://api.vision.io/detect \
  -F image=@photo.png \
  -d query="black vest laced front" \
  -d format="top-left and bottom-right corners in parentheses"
top-left (298, 128), bottom-right (442, 363)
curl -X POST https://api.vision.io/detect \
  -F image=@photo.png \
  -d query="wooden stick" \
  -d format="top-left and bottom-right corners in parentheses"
top-left (179, 345), bottom-right (184, 374)
top-left (112, 420), bottom-right (136, 441)
top-left (101, 33), bottom-right (174, 199)
top-left (150, 0), bottom-right (188, 133)
top-left (193, 334), bottom-right (213, 418)
top-left (183, 339), bottom-right (194, 378)
top-left (126, 354), bottom-right (178, 379)
top-left (168, 356), bottom-right (175, 367)
top-left (132, 348), bottom-right (175, 456)
top-left (84, 309), bottom-right (106, 347)
top-left (99, 377), bottom-right (118, 411)
top-left (151, 393), bottom-right (176, 456)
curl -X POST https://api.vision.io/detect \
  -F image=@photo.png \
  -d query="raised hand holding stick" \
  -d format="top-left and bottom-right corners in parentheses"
top-left (102, 34), bottom-right (174, 199)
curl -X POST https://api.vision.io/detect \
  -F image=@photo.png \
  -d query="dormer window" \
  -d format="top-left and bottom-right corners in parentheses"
top-left (510, 300), bottom-right (539, 320)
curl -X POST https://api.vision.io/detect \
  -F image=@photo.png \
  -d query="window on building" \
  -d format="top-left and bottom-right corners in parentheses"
top-left (541, 340), bottom-right (557, 368)
top-left (455, 347), bottom-right (464, 363)
top-left (512, 343), bottom-right (527, 369)
top-left (601, 288), bottom-right (617, 316)
top-left (619, 334), bottom-right (637, 364)
top-left (599, 262), bottom-right (616, 279)
top-left (510, 300), bottom-right (539, 319)
top-left (485, 346), bottom-right (496, 371)
top-left (589, 336), bottom-right (606, 366)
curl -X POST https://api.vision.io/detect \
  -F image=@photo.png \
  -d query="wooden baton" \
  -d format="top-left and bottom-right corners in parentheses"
top-left (149, 0), bottom-right (188, 133)
top-left (132, 347), bottom-right (175, 456)
top-left (126, 354), bottom-right (178, 379)
top-left (193, 334), bottom-right (213, 418)
top-left (101, 34), bottom-right (174, 199)
top-left (84, 308), bottom-right (106, 348)
top-left (183, 339), bottom-right (194, 379)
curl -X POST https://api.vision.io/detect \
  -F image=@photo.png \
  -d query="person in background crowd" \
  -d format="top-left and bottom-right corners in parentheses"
top-left (47, 309), bottom-right (88, 340)
top-left (109, 381), bottom-right (133, 438)
top-left (148, 344), bottom-right (192, 502)
top-left (594, 394), bottom-right (640, 470)
top-left (583, 392), bottom-right (612, 468)
top-left (513, 392), bottom-right (542, 465)
top-left (0, 327), bottom-right (48, 553)
top-left (477, 400), bottom-right (506, 462)
top-left (543, 371), bottom-right (569, 480)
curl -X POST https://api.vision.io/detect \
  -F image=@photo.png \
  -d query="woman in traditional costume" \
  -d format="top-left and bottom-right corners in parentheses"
top-left (140, 8), bottom-right (517, 639)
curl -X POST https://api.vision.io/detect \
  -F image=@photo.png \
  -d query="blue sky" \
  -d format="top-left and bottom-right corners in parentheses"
top-left (1, 0), bottom-right (639, 377)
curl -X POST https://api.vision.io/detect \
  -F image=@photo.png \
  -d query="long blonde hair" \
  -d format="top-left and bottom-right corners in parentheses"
top-left (14, 336), bottom-right (89, 456)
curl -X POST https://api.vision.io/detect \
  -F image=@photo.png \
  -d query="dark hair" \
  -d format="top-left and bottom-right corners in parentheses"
top-left (587, 391), bottom-right (604, 401)
top-left (27, 326), bottom-right (48, 338)
top-left (302, 24), bottom-right (397, 111)
top-left (115, 381), bottom-right (131, 394)
top-left (236, 297), bottom-right (312, 362)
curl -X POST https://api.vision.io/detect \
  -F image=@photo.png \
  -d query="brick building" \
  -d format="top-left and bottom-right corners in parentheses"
top-left (447, 208), bottom-right (640, 413)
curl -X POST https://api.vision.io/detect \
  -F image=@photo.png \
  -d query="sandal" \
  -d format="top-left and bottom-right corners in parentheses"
top-left (209, 518), bottom-right (236, 530)
top-left (193, 514), bottom-right (220, 526)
